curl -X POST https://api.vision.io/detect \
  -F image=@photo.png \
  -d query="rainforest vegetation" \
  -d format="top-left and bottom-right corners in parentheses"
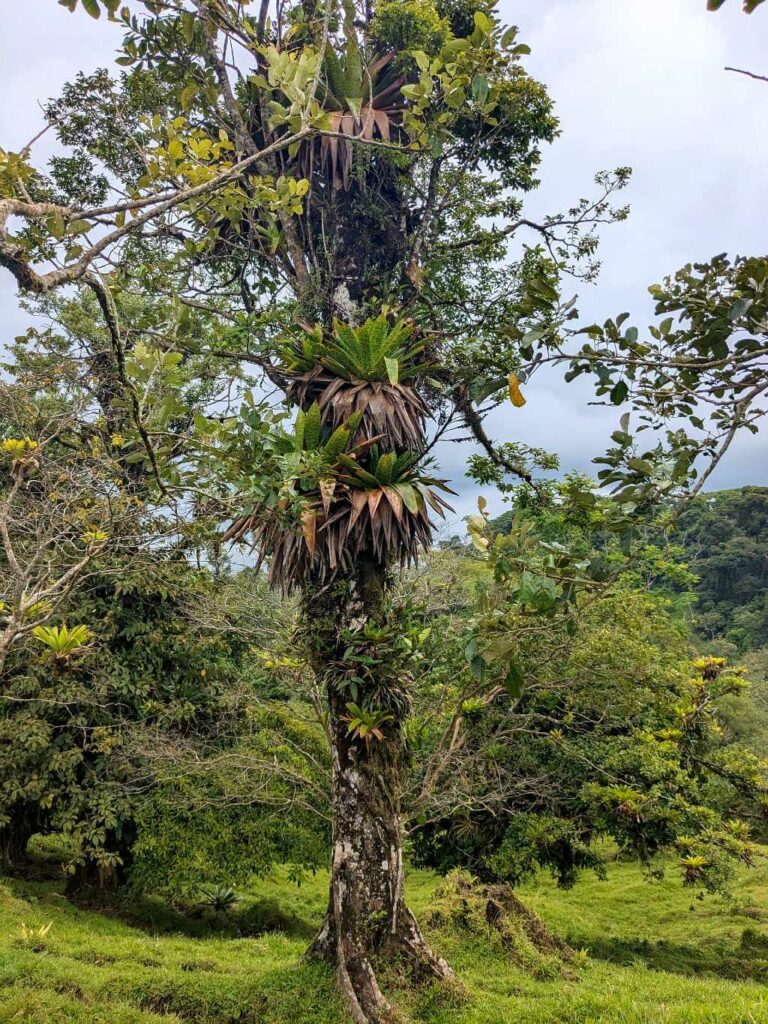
top-left (0, 1), bottom-right (766, 1022)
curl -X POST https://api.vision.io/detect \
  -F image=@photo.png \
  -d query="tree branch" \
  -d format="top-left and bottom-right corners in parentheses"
top-left (725, 66), bottom-right (768, 82)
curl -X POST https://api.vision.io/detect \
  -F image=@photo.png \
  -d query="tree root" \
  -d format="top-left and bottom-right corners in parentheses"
top-left (307, 903), bottom-right (455, 1024)
top-left (391, 906), bottom-right (454, 982)
top-left (484, 885), bottom-right (575, 959)
top-left (426, 870), bottom-right (576, 980)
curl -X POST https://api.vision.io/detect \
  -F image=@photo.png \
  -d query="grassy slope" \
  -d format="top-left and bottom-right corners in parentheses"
top-left (1, 854), bottom-right (767, 1024)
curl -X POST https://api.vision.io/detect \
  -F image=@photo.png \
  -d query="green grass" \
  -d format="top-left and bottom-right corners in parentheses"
top-left (2, 852), bottom-right (768, 1023)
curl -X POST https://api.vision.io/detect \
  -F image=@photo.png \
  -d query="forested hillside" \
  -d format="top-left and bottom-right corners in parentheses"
top-left (491, 485), bottom-right (768, 653)
top-left (676, 487), bottom-right (768, 650)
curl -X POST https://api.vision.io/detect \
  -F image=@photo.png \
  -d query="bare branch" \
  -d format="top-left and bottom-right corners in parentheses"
top-left (725, 66), bottom-right (768, 82)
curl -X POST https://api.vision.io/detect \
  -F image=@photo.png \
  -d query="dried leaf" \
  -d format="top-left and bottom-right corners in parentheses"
top-left (301, 509), bottom-right (317, 555)
top-left (406, 261), bottom-right (425, 290)
top-left (383, 485), bottom-right (404, 521)
top-left (508, 372), bottom-right (526, 408)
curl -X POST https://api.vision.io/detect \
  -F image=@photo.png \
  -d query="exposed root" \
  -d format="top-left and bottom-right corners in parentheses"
top-left (484, 885), bottom-right (574, 958)
top-left (390, 906), bottom-right (455, 982)
top-left (427, 870), bottom-right (577, 980)
top-left (307, 902), bottom-right (455, 1024)
top-left (337, 951), bottom-right (394, 1024)
top-left (307, 905), bottom-right (396, 1024)
top-left (306, 902), bottom-right (335, 962)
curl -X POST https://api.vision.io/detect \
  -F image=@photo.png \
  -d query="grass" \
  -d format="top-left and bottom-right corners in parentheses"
top-left (1, 850), bottom-right (768, 1023)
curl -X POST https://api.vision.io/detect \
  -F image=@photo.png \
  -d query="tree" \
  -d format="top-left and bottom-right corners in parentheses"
top-left (0, 336), bottom-right (257, 881)
top-left (406, 527), bottom-right (766, 895)
top-left (2, 2), bottom-right (767, 1020)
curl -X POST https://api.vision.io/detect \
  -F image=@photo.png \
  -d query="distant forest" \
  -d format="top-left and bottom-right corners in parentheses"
top-left (491, 486), bottom-right (768, 653)
top-left (677, 487), bottom-right (768, 652)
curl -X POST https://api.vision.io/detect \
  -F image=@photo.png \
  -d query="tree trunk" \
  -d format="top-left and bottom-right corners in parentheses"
top-left (308, 678), bottom-right (452, 1024)
top-left (65, 827), bottom-right (134, 900)
top-left (0, 805), bottom-right (35, 874)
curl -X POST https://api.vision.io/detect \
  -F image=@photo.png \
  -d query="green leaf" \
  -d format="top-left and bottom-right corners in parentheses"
top-left (518, 572), bottom-right (557, 612)
top-left (180, 83), bottom-right (197, 112)
top-left (46, 213), bottom-right (66, 240)
top-left (323, 424), bottom-right (351, 461)
top-left (384, 356), bottom-right (399, 386)
top-left (82, 0), bottom-right (101, 17)
top-left (503, 661), bottom-right (524, 698)
top-left (473, 10), bottom-right (494, 36)
top-left (471, 75), bottom-right (489, 103)
top-left (399, 84), bottom-right (421, 101)
top-left (729, 297), bottom-right (751, 321)
top-left (375, 451), bottom-right (395, 485)
top-left (610, 380), bottom-right (629, 405)
top-left (469, 655), bottom-right (485, 681)
top-left (180, 11), bottom-right (195, 42)
top-left (396, 482), bottom-right (419, 514)
top-left (303, 402), bottom-right (322, 450)
top-left (294, 409), bottom-right (306, 450)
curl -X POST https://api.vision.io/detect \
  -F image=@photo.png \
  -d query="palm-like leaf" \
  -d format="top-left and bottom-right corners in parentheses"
top-left (224, 443), bottom-right (454, 593)
top-left (32, 624), bottom-right (93, 659)
top-left (278, 316), bottom-right (428, 381)
top-left (278, 316), bottom-right (431, 449)
top-left (304, 6), bottom-right (407, 191)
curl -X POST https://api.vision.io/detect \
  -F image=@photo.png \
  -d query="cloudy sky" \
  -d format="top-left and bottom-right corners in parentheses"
top-left (1, 0), bottom-right (766, 529)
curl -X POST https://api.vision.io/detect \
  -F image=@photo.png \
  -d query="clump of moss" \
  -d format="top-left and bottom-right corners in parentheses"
top-left (426, 870), bottom-right (577, 980)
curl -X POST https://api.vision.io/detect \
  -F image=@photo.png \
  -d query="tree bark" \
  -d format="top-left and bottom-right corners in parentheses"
top-left (65, 827), bottom-right (135, 899)
top-left (0, 805), bottom-right (36, 874)
top-left (306, 568), bottom-right (452, 1024)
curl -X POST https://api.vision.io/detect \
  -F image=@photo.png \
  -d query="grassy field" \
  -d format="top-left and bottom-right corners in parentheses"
top-left (2, 850), bottom-right (768, 1023)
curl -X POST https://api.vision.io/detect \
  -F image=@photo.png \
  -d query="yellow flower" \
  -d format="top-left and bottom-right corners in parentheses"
top-left (81, 530), bottom-right (108, 545)
top-left (1, 437), bottom-right (38, 456)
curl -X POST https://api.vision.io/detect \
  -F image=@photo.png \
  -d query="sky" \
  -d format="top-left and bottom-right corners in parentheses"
top-left (1, 0), bottom-right (767, 531)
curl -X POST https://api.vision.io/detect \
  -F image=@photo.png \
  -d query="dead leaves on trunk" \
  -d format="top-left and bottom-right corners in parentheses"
top-left (225, 466), bottom-right (452, 593)
top-left (285, 368), bottom-right (428, 450)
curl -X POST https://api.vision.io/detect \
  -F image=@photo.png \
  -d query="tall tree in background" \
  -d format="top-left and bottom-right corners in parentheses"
top-left (1, 2), bottom-right (767, 1020)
